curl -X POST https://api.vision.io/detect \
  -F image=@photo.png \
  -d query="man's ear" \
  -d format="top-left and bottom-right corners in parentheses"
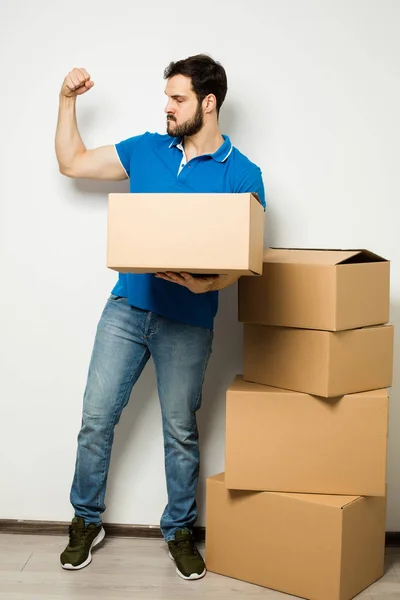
top-left (203, 94), bottom-right (217, 114)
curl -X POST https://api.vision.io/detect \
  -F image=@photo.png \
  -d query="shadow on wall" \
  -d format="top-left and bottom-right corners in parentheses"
top-left (104, 359), bottom-right (159, 516)
top-left (389, 302), bottom-right (399, 389)
top-left (196, 282), bottom-right (245, 518)
top-left (264, 200), bottom-right (277, 248)
top-left (219, 101), bottom-right (236, 135)
top-left (386, 300), bottom-right (400, 527)
top-left (73, 178), bottom-right (130, 201)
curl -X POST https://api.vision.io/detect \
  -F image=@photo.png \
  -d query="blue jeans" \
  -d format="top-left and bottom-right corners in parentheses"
top-left (70, 294), bottom-right (213, 541)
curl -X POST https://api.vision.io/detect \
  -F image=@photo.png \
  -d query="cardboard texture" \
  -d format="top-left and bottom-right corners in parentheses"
top-left (243, 324), bottom-right (394, 397)
top-left (238, 248), bottom-right (390, 331)
top-left (107, 193), bottom-right (264, 275)
top-left (225, 376), bottom-right (388, 496)
top-left (206, 473), bottom-right (386, 600)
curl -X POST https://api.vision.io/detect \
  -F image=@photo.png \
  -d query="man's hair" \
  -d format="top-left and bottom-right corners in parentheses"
top-left (164, 54), bottom-right (228, 116)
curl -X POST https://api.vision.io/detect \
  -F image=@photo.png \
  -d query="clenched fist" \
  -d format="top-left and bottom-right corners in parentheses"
top-left (60, 68), bottom-right (94, 98)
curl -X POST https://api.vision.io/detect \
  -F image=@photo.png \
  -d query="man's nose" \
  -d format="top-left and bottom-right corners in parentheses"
top-left (164, 100), bottom-right (175, 114)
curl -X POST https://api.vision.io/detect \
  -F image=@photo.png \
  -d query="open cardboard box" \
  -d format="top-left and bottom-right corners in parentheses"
top-left (239, 248), bottom-right (390, 330)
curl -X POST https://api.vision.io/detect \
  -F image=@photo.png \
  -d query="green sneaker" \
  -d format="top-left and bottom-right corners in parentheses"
top-left (60, 517), bottom-right (105, 570)
top-left (168, 528), bottom-right (206, 580)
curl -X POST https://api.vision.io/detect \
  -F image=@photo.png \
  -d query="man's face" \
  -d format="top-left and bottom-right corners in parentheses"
top-left (164, 74), bottom-right (204, 137)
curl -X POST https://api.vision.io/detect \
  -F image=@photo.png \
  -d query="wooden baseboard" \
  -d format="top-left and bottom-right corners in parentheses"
top-left (386, 532), bottom-right (400, 547)
top-left (0, 520), bottom-right (399, 547)
top-left (0, 520), bottom-right (205, 542)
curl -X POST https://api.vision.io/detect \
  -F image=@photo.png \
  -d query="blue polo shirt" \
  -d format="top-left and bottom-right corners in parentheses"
top-left (111, 132), bottom-right (265, 329)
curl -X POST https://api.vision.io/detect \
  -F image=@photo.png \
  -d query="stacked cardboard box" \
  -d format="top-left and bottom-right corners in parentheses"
top-left (206, 248), bottom-right (393, 600)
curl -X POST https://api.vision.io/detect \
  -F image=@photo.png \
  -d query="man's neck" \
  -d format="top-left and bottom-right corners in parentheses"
top-left (183, 126), bottom-right (224, 161)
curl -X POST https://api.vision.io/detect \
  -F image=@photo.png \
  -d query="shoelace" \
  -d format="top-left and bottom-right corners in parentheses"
top-left (68, 526), bottom-right (87, 547)
top-left (175, 537), bottom-right (198, 556)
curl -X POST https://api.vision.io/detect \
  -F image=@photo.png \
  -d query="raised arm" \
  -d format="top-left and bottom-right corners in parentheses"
top-left (55, 68), bottom-right (127, 181)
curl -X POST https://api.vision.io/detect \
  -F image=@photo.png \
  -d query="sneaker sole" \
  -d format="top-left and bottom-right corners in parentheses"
top-left (168, 550), bottom-right (207, 580)
top-left (61, 527), bottom-right (106, 570)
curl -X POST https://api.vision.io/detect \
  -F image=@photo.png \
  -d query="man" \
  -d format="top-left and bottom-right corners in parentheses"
top-left (55, 54), bottom-right (265, 580)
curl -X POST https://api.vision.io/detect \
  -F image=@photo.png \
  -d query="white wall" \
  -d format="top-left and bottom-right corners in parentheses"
top-left (1, 0), bottom-right (399, 529)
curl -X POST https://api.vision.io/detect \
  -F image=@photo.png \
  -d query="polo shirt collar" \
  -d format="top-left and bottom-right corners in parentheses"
top-left (211, 135), bottom-right (233, 162)
top-left (168, 134), bottom-right (233, 163)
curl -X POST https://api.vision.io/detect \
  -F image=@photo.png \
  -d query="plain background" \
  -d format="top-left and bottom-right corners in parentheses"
top-left (1, 0), bottom-right (399, 530)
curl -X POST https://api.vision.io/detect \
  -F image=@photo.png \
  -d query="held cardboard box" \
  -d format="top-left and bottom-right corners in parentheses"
top-left (107, 193), bottom-right (264, 275)
top-left (243, 324), bottom-right (394, 397)
top-left (225, 376), bottom-right (388, 496)
top-left (206, 473), bottom-right (386, 600)
top-left (239, 248), bottom-right (390, 330)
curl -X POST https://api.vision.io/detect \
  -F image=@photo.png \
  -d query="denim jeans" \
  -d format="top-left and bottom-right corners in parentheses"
top-left (70, 294), bottom-right (213, 541)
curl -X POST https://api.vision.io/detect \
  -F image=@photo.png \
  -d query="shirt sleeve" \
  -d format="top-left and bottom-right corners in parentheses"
top-left (114, 132), bottom-right (150, 178)
top-left (235, 165), bottom-right (266, 210)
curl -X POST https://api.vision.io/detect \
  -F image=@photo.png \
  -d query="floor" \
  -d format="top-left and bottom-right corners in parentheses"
top-left (0, 534), bottom-right (399, 599)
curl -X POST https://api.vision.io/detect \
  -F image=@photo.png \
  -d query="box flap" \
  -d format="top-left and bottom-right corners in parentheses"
top-left (207, 473), bottom-right (225, 484)
top-left (251, 192), bottom-right (262, 205)
top-left (271, 492), bottom-right (361, 509)
top-left (211, 474), bottom-right (361, 508)
top-left (341, 388), bottom-right (389, 400)
top-left (229, 376), bottom-right (388, 400)
top-left (227, 375), bottom-right (307, 396)
top-left (264, 248), bottom-right (387, 265)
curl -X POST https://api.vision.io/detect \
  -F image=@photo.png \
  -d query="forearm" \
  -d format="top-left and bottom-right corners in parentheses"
top-left (55, 95), bottom-right (86, 175)
top-left (210, 273), bottom-right (241, 291)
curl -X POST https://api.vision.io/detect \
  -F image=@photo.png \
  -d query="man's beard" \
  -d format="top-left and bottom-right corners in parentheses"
top-left (167, 102), bottom-right (204, 137)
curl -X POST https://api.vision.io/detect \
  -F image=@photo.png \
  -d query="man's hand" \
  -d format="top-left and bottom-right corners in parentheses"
top-left (154, 272), bottom-right (240, 293)
top-left (60, 68), bottom-right (94, 98)
top-left (155, 272), bottom-right (219, 294)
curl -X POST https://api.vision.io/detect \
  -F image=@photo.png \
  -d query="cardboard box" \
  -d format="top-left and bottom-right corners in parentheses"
top-left (107, 193), bottom-right (264, 275)
top-left (239, 248), bottom-right (390, 330)
top-left (243, 324), bottom-right (393, 397)
top-left (206, 473), bottom-right (386, 600)
top-left (225, 376), bottom-right (388, 496)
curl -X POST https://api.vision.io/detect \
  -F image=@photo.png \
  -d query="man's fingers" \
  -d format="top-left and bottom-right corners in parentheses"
top-left (61, 67), bottom-right (94, 98)
top-left (79, 68), bottom-right (91, 80)
top-left (69, 68), bottom-right (90, 90)
top-left (180, 272), bottom-right (218, 280)
top-left (73, 67), bottom-right (90, 84)
top-left (68, 75), bottom-right (82, 90)
top-left (166, 272), bottom-right (184, 280)
top-left (155, 272), bottom-right (180, 281)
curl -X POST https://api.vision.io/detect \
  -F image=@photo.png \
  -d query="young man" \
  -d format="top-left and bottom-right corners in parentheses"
top-left (55, 54), bottom-right (265, 580)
